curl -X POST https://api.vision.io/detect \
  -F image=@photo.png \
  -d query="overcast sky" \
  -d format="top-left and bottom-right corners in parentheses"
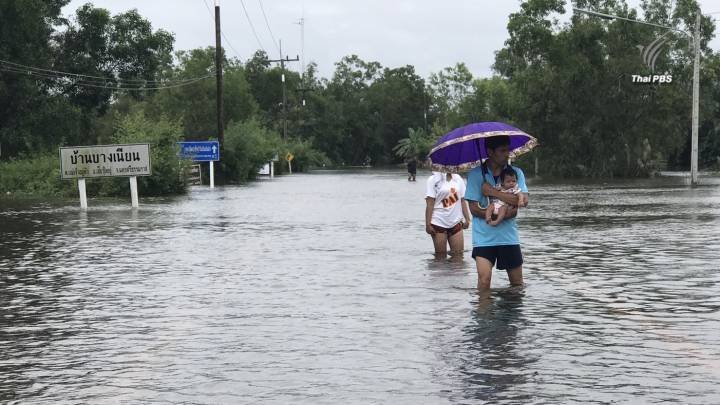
top-left (62, 0), bottom-right (720, 79)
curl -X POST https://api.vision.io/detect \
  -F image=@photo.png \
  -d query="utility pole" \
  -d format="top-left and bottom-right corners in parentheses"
top-left (423, 90), bottom-right (428, 134)
top-left (214, 0), bottom-right (224, 168)
top-left (690, 12), bottom-right (701, 186)
top-left (268, 40), bottom-right (299, 140)
top-left (295, 16), bottom-right (308, 134)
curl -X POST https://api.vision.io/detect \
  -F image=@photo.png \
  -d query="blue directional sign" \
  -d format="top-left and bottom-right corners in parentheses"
top-left (178, 141), bottom-right (220, 162)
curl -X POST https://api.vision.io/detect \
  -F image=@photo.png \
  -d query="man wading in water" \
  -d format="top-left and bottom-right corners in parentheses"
top-left (464, 136), bottom-right (529, 289)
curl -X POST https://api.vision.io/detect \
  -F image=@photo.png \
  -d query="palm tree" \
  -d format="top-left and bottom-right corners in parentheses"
top-left (393, 127), bottom-right (433, 162)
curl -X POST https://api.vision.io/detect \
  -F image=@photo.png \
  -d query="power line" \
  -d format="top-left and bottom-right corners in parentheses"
top-left (0, 58), bottom-right (206, 84)
top-left (0, 65), bottom-right (213, 90)
top-left (257, 0), bottom-right (281, 56)
top-left (202, 0), bottom-right (243, 61)
top-left (239, 0), bottom-right (267, 53)
top-left (0, 67), bottom-right (213, 90)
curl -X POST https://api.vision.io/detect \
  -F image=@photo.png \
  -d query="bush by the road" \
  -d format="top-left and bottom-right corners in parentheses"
top-left (0, 154), bottom-right (75, 198)
top-left (97, 110), bottom-right (189, 197)
top-left (222, 118), bottom-right (330, 182)
top-left (0, 110), bottom-right (189, 198)
top-left (222, 119), bottom-right (281, 182)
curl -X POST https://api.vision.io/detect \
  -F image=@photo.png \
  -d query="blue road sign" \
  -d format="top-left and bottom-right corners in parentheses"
top-left (178, 141), bottom-right (220, 162)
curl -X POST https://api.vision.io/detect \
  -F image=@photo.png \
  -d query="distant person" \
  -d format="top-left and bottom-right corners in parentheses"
top-left (425, 171), bottom-right (471, 257)
top-left (485, 166), bottom-right (523, 226)
top-left (407, 159), bottom-right (417, 182)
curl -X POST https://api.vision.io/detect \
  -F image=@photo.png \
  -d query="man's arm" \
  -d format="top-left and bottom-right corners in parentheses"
top-left (516, 168), bottom-right (530, 207)
top-left (503, 192), bottom-right (529, 219)
top-left (482, 182), bottom-right (520, 206)
top-left (461, 199), bottom-right (471, 228)
top-left (467, 200), bottom-right (486, 219)
top-left (469, 199), bottom-right (522, 220)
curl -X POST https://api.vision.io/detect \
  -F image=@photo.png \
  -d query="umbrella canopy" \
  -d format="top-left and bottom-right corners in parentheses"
top-left (428, 122), bottom-right (538, 173)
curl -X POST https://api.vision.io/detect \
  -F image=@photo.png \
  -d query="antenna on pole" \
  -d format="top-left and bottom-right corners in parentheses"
top-left (295, 17), bottom-right (305, 82)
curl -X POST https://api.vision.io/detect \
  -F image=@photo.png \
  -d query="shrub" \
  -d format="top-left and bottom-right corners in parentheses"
top-left (222, 118), bottom-right (282, 182)
top-left (97, 110), bottom-right (189, 197)
top-left (0, 154), bottom-right (75, 198)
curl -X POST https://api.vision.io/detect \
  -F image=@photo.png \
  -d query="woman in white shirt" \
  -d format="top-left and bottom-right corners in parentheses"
top-left (425, 171), bottom-right (471, 257)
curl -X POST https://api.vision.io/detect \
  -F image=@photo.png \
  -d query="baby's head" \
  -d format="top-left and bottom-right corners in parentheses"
top-left (500, 167), bottom-right (518, 189)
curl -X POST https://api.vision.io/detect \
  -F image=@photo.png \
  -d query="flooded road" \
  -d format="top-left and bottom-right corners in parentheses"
top-left (1, 170), bottom-right (719, 403)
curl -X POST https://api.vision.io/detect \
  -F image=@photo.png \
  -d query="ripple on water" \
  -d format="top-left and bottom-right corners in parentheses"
top-left (1, 171), bottom-right (719, 403)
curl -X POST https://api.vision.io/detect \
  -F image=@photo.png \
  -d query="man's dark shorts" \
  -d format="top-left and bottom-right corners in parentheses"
top-left (471, 245), bottom-right (523, 270)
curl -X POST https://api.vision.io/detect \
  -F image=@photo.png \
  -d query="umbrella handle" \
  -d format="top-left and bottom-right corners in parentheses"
top-left (475, 139), bottom-right (483, 163)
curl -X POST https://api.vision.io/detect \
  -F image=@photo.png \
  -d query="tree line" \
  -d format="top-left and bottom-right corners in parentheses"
top-left (1, 0), bottom-right (719, 187)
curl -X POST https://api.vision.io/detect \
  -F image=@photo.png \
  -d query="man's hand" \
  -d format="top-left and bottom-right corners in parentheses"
top-left (482, 182), bottom-right (520, 206)
top-left (425, 223), bottom-right (436, 235)
top-left (462, 221), bottom-right (470, 229)
top-left (481, 182), bottom-right (495, 197)
top-left (518, 193), bottom-right (529, 208)
top-left (468, 201), bottom-right (486, 218)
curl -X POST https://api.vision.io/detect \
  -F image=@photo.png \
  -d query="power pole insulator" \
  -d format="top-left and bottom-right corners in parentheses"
top-left (268, 44), bottom-right (300, 140)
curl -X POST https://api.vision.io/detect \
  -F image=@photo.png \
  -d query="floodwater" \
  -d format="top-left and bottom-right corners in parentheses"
top-left (1, 170), bottom-right (719, 404)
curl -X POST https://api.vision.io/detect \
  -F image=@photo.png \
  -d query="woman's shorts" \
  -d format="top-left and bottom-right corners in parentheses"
top-left (432, 222), bottom-right (463, 237)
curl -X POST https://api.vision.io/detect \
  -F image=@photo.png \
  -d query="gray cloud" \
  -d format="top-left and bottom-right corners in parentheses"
top-left (62, 0), bottom-right (720, 79)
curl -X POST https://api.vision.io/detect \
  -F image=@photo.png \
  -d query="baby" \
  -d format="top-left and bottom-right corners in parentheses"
top-left (485, 167), bottom-right (523, 226)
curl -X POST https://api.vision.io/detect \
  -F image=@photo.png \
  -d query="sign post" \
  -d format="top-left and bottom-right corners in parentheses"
top-left (178, 141), bottom-right (220, 188)
top-left (129, 176), bottom-right (139, 208)
top-left (286, 152), bottom-right (294, 174)
top-left (271, 154), bottom-right (279, 178)
top-left (60, 144), bottom-right (152, 209)
top-left (78, 178), bottom-right (88, 209)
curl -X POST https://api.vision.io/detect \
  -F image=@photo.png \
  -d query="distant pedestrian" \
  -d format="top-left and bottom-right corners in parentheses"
top-left (407, 159), bottom-right (417, 182)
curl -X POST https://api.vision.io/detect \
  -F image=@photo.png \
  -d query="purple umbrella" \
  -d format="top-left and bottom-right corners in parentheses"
top-left (428, 122), bottom-right (538, 173)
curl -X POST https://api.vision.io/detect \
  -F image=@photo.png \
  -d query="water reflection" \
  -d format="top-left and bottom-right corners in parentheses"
top-left (453, 288), bottom-right (533, 403)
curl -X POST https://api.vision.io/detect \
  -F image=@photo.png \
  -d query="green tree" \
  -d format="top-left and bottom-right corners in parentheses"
top-left (53, 4), bottom-right (175, 114)
top-left (493, 0), bottom-right (717, 177)
top-left (0, 0), bottom-right (74, 157)
top-left (149, 47), bottom-right (258, 138)
top-left (368, 66), bottom-right (427, 162)
top-left (393, 128), bottom-right (433, 162)
top-left (222, 118), bottom-right (281, 182)
top-left (428, 63), bottom-right (474, 128)
top-left (0, 2), bottom-right (175, 158)
top-left (316, 55), bottom-right (384, 165)
top-left (101, 109), bottom-right (188, 196)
